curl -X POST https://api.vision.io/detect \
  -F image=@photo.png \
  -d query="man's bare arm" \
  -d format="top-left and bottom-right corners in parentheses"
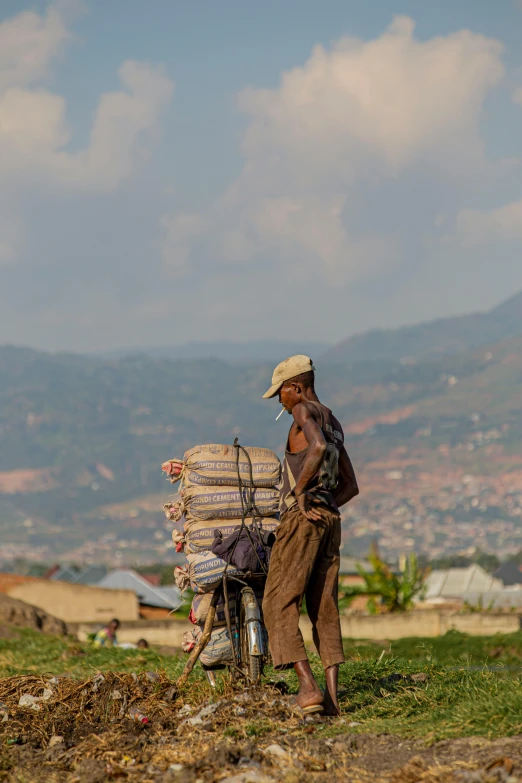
top-left (332, 445), bottom-right (359, 508)
top-left (292, 403), bottom-right (326, 520)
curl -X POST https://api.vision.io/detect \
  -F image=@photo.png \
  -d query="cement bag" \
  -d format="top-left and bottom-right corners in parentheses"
top-left (161, 459), bottom-right (184, 484)
top-left (190, 591), bottom-right (237, 627)
top-left (184, 517), bottom-right (279, 555)
top-left (164, 498), bottom-right (184, 522)
top-left (183, 444), bottom-right (281, 488)
top-left (182, 625), bottom-right (235, 666)
top-left (187, 551), bottom-right (241, 593)
top-left (198, 625), bottom-right (235, 668)
top-left (182, 485), bottom-right (279, 521)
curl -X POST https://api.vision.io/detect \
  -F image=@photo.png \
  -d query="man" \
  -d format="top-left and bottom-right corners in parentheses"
top-left (262, 355), bottom-right (358, 716)
top-left (93, 618), bottom-right (120, 648)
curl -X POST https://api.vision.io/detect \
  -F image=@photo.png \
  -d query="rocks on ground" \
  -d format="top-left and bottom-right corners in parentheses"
top-left (0, 593), bottom-right (68, 635)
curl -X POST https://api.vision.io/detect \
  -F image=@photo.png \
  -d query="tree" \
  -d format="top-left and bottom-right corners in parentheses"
top-left (342, 552), bottom-right (428, 613)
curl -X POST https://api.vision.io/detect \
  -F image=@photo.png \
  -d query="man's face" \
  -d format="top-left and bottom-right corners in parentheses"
top-left (109, 621), bottom-right (119, 633)
top-left (278, 381), bottom-right (300, 412)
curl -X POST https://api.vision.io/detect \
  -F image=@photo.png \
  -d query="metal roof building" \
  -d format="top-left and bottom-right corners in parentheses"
top-left (424, 565), bottom-right (504, 603)
top-left (339, 557), bottom-right (373, 575)
top-left (96, 570), bottom-right (183, 611)
top-left (48, 565), bottom-right (108, 585)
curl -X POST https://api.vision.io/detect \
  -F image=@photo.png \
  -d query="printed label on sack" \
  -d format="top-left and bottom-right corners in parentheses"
top-left (181, 486), bottom-right (280, 521)
top-left (182, 444), bottom-right (281, 489)
top-left (187, 490), bottom-right (276, 504)
top-left (185, 471), bottom-right (278, 488)
top-left (187, 551), bottom-right (240, 592)
top-left (192, 460), bottom-right (276, 473)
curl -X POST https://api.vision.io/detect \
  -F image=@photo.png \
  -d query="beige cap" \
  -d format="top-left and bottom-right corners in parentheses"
top-left (262, 355), bottom-right (316, 399)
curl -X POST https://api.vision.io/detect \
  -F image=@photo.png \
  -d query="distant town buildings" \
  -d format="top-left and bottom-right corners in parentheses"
top-left (420, 565), bottom-right (522, 611)
top-left (2, 422), bottom-right (522, 567)
top-left (0, 567), bottom-right (183, 622)
top-left (343, 446), bottom-right (522, 561)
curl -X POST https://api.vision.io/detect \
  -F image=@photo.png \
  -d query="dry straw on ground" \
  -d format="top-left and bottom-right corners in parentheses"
top-left (1, 672), bottom-right (522, 782)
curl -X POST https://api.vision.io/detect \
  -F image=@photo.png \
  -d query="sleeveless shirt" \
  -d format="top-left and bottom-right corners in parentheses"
top-left (280, 401), bottom-right (344, 515)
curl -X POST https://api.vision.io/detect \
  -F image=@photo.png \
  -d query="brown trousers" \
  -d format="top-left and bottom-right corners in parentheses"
top-left (262, 504), bottom-right (345, 670)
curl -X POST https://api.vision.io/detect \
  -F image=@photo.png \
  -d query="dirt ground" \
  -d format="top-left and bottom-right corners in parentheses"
top-left (1, 672), bottom-right (521, 783)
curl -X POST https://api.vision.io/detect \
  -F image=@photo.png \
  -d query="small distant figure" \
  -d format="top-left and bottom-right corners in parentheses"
top-left (114, 637), bottom-right (150, 650)
top-left (93, 618), bottom-right (120, 648)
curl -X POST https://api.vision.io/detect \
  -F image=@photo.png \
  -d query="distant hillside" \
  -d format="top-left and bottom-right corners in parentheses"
top-left (323, 291), bottom-right (522, 364)
top-left (1, 335), bottom-right (522, 561)
top-left (96, 292), bottom-right (522, 366)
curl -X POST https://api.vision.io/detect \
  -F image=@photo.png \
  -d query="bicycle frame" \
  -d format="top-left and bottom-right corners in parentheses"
top-left (200, 573), bottom-right (268, 686)
top-left (240, 586), bottom-right (266, 657)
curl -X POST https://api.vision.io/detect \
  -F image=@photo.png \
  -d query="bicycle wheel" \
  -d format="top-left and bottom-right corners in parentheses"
top-left (239, 588), bottom-right (264, 684)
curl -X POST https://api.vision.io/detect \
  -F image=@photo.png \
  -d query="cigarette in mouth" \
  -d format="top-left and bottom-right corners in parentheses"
top-left (275, 407), bottom-right (286, 421)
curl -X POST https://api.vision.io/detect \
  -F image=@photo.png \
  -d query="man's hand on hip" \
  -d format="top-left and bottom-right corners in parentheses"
top-left (296, 491), bottom-right (323, 521)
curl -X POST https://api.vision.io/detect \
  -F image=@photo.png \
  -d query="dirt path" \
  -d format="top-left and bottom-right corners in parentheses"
top-left (0, 673), bottom-right (520, 782)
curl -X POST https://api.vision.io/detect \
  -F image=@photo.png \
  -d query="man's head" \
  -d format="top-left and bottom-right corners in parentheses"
top-left (278, 370), bottom-right (316, 412)
top-left (137, 638), bottom-right (149, 649)
top-left (262, 355), bottom-right (316, 402)
top-left (262, 355), bottom-right (317, 413)
top-left (109, 618), bottom-right (120, 633)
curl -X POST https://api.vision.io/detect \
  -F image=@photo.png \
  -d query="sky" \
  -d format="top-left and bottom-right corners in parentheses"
top-left (1, 0), bottom-right (521, 352)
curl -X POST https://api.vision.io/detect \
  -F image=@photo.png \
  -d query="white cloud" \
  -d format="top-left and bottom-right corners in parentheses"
top-left (239, 17), bottom-right (503, 175)
top-left (162, 17), bottom-right (505, 287)
top-left (457, 199), bottom-right (522, 244)
top-left (0, 3), bottom-right (71, 90)
top-left (0, 1), bottom-right (174, 273)
top-left (69, 60), bottom-right (173, 190)
top-left (0, 62), bottom-right (174, 192)
top-left (0, 4), bottom-right (174, 192)
top-left (454, 84), bottom-right (522, 247)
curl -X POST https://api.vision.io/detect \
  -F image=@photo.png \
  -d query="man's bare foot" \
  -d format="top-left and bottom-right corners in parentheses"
top-left (323, 664), bottom-right (341, 717)
top-left (293, 659), bottom-right (324, 709)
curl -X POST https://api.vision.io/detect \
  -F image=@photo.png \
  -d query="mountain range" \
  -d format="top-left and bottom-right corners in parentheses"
top-left (322, 291), bottom-right (522, 364)
top-left (102, 291), bottom-right (522, 365)
top-left (102, 340), bottom-right (331, 363)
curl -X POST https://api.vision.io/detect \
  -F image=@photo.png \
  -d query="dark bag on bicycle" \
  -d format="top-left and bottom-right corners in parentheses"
top-left (211, 525), bottom-right (275, 573)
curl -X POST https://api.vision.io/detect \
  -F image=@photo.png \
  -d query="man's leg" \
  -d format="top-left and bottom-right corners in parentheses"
top-left (305, 510), bottom-right (344, 716)
top-left (294, 660), bottom-right (323, 709)
top-left (324, 664), bottom-right (340, 716)
top-left (263, 506), bottom-right (324, 707)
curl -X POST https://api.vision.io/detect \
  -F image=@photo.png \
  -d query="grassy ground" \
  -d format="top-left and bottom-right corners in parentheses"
top-left (2, 626), bottom-right (522, 744)
top-left (343, 628), bottom-right (522, 666)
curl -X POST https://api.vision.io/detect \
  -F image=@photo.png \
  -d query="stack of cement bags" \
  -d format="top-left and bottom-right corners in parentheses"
top-left (163, 444), bottom-right (280, 667)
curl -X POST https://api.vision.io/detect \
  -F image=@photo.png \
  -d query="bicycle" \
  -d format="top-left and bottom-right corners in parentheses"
top-left (179, 572), bottom-right (269, 688)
